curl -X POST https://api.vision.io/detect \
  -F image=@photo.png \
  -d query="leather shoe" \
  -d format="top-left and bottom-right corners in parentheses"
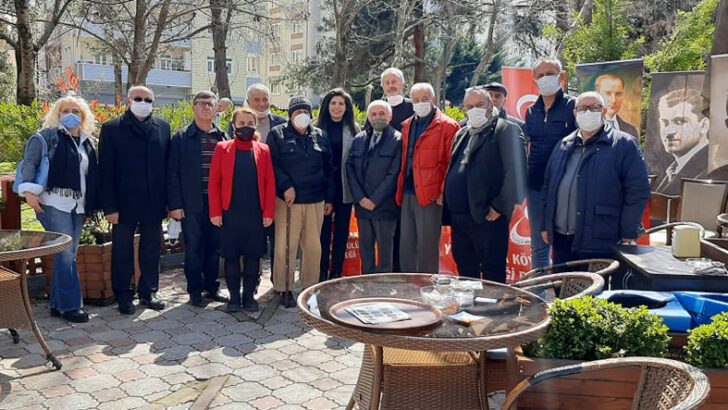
top-left (140, 293), bottom-right (165, 311)
top-left (189, 294), bottom-right (208, 308)
top-left (118, 302), bottom-right (136, 315)
top-left (50, 307), bottom-right (61, 317)
top-left (204, 290), bottom-right (229, 303)
top-left (225, 302), bottom-right (241, 313)
top-left (243, 297), bottom-right (259, 312)
top-left (283, 291), bottom-right (296, 309)
top-left (61, 309), bottom-right (89, 323)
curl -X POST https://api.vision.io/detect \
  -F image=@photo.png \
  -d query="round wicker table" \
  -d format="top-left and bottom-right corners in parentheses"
top-left (0, 229), bottom-right (72, 370)
top-left (297, 273), bottom-right (551, 410)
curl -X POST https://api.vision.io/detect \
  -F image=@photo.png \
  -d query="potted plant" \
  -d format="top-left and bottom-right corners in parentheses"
top-left (683, 312), bottom-right (728, 408)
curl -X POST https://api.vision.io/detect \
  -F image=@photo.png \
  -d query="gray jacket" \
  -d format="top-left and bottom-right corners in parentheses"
top-left (341, 123), bottom-right (361, 204)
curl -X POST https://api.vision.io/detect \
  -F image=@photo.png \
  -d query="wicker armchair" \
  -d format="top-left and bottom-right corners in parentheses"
top-left (519, 259), bottom-right (620, 282)
top-left (515, 272), bottom-right (605, 301)
top-left (638, 221), bottom-right (705, 246)
top-left (502, 357), bottom-right (710, 410)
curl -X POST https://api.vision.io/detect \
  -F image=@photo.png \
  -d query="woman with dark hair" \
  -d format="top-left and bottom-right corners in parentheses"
top-left (316, 88), bottom-right (361, 281)
top-left (209, 107), bottom-right (276, 312)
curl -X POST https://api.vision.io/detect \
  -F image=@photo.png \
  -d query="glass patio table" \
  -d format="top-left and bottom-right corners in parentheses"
top-left (0, 229), bottom-right (72, 370)
top-left (297, 273), bottom-right (550, 410)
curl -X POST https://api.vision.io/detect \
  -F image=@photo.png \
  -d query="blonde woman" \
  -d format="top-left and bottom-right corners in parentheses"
top-left (17, 95), bottom-right (100, 323)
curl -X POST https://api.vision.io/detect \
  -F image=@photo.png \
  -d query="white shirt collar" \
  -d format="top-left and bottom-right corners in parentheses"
top-left (675, 140), bottom-right (708, 172)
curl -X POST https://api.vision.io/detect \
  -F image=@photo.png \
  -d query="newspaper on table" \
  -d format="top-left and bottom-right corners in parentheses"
top-left (346, 302), bottom-right (412, 325)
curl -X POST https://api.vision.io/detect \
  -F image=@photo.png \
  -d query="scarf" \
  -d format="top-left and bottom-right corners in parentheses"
top-left (125, 109), bottom-right (154, 140)
top-left (46, 129), bottom-right (82, 198)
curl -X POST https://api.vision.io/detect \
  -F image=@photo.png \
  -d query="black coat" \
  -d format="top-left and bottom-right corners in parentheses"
top-left (346, 126), bottom-right (402, 220)
top-left (167, 121), bottom-right (228, 213)
top-left (444, 118), bottom-right (527, 224)
top-left (99, 111), bottom-right (171, 224)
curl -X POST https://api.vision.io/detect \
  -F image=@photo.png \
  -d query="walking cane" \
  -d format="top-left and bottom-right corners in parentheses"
top-left (284, 204), bottom-right (292, 306)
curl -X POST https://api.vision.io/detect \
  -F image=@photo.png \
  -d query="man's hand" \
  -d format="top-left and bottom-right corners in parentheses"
top-left (210, 216), bottom-right (223, 227)
top-left (359, 198), bottom-right (376, 211)
top-left (324, 203), bottom-right (334, 216)
top-left (541, 231), bottom-right (550, 245)
top-left (486, 207), bottom-right (501, 222)
top-left (105, 212), bottom-right (120, 225)
top-left (436, 196), bottom-right (444, 206)
top-left (24, 192), bottom-right (44, 213)
top-left (284, 188), bottom-right (296, 206)
top-left (263, 217), bottom-right (273, 228)
top-left (169, 209), bottom-right (185, 220)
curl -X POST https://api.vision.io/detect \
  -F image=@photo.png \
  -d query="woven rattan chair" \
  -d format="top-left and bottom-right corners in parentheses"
top-left (638, 221), bottom-right (705, 246)
top-left (502, 357), bottom-right (710, 410)
top-left (515, 272), bottom-right (605, 302)
top-left (519, 259), bottom-right (620, 282)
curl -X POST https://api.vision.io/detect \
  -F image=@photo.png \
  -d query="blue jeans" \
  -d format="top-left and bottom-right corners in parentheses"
top-left (527, 188), bottom-right (552, 269)
top-left (36, 205), bottom-right (85, 312)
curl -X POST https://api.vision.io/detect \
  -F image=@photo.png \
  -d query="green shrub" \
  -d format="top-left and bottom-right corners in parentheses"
top-left (525, 297), bottom-right (670, 361)
top-left (685, 312), bottom-right (728, 368)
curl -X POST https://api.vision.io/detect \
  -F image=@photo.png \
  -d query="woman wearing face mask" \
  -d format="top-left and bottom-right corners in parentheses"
top-left (315, 88), bottom-right (361, 282)
top-left (17, 95), bottom-right (101, 323)
top-left (208, 108), bottom-right (276, 312)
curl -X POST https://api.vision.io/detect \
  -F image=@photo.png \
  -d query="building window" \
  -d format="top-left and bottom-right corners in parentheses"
top-left (291, 50), bottom-right (303, 64)
top-left (207, 57), bottom-right (233, 74)
top-left (292, 20), bottom-right (303, 34)
top-left (160, 55), bottom-right (185, 71)
top-left (271, 82), bottom-right (281, 95)
top-left (246, 56), bottom-right (258, 74)
top-left (270, 53), bottom-right (280, 66)
top-left (94, 53), bottom-right (108, 65)
top-left (271, 24), bottom-right (281, 39)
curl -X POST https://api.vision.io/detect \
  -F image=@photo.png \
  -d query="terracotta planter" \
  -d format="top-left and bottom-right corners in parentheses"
top-left (512, 348), bottom-right (728, 409)
top-left (43, 235), bottom-right (141, 305)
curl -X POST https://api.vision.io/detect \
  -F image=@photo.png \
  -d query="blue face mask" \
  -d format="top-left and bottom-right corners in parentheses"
top-left (60, 113), bottom-right (82, 130)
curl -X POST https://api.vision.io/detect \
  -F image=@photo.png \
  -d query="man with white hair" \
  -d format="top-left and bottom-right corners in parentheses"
top-left (396, 82), bottom-right (460, 273)
top-left (380, 67), bottom-right (415, 131)
top-left (524, 57), bottom-right (577, 269)
top-left (443, 86), bottom-right (526, 282)
top-left (246, 83), bottom-right (287, 142)
top-left (346, 100), bottom-right (402, 273)
top-left (540, 92), bottom-right (650, 264)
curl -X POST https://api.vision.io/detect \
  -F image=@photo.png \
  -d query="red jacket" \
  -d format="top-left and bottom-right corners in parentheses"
top-left (208, 139), bottom-right (276, 220)
top-left (396, 109), bottom-right (460, 207)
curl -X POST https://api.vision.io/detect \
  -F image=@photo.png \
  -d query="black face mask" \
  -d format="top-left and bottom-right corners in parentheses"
top-left (235, 126), bottom-right (256, 141)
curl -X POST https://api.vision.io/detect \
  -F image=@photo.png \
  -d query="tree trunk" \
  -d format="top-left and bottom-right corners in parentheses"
top-left (127, 0), bottom-right (147, 89)
top-left (331, 0), bottom-right (347, 88)
top-left (412, 1), bottom-right (426, 83)
top-left (113, 51), bottom-right (123, 104)
top-left (211, 0), bottom-right (231, 98)
top-left (137, 0), bottom-right (172, 85)
top-left (392, 0), bottom-right (412, 68)
top-left (14, 0), bottom-right (36, 105)
top-left (470, 0), bottom-right (500, 87)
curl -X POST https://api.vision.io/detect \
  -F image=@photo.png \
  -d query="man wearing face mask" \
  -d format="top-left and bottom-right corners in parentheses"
top-left (443, 87), bottom-right (526, 281)
top-left (99, 85), bottom-right (171, 315)
top-left (267, 96), bottom-right (334, 307)
top-left (540, 92), bottom-right (650, 264)
top-left (167, 91), bottom-right (230, 308)
top-left (524, 58), bottom-right (577, 269)
top-left (379, 67), bottom-right (415, 132)
top-left (396, 83), bottom-right (460, 273)
top-left (346, 100), bottom-right (403, 274)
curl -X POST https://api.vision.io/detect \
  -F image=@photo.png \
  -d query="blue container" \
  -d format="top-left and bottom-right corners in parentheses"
top-left (596, 290), bottom-right (693, 332)
top-left (674, 292), bottom-right (728, 326)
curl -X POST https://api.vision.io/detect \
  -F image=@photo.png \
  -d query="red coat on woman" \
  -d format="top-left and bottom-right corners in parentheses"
top-left (208, 139), bottom-right (276, 220)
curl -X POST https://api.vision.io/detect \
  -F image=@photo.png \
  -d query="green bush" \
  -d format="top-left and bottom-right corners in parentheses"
top-left (525, 297), bottom-right (670, 361)
top-left (685, 312), bottom-right (728, 368)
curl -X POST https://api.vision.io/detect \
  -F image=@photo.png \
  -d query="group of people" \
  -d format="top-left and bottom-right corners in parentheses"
top-left (18, 57), bottom-right (651, 323)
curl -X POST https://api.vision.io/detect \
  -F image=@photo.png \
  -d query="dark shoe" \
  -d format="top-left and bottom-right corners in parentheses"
top-left (204, 290), bottom-right (229, 303)
top-left (283, 291), bottom-right (296, 309)
top-left (140, 293), bottom-right (165, 311)
top-left (225, 302), bottom-right (241, 313)
top-left (61, 309), bottom-right (89, 323)
top-left (50, 308), bottom-right (60, 317)
top-left (189, 294), bottom-right (208, 308)
top-left (242, 292), bottom-right (259, 312)
top-left (118, 302), bottom-right (136, 315)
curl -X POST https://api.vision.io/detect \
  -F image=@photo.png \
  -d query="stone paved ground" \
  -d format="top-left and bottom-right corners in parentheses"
top-left (0, 262), bottom-right (504, 409)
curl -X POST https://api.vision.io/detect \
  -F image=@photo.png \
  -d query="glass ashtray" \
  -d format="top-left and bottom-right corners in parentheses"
top-left (686, 258), bottom-right (714, 270)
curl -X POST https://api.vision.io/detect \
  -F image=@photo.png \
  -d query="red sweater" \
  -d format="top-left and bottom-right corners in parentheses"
top-left (208, 139), bottom-right (276, 220)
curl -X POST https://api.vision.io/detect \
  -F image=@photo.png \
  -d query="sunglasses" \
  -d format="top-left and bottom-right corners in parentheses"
top-left (132, 97), bottom-right (154, 104)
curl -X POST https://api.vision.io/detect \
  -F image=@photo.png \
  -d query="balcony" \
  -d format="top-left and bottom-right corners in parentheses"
top-left (75, 62), bottom-right (192, 88)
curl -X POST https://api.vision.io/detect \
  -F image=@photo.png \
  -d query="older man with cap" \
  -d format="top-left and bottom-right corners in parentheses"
top-left (267, 96), bottom-right (334, 308)
top-left (484, 82), bottom-right (525, 129)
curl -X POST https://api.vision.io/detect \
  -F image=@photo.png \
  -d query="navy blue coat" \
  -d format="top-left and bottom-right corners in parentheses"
top-left (99, 111), bottom-right (171, 224)
top-left (346, 126), bottom-right (402, 220)
top-left (167, 121), bottom-right (228, 213)
top-left (524, 89), bottom-right (577, 190)
top-left (541, 127), bottom-right (650, 254)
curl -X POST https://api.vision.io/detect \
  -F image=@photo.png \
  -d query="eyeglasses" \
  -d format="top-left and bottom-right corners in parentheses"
top-left (132, 97), bottom-right (154, 104)
top-left (195, 101), bottom-right (216, 108)
top-left (575, 105), bottom-right (604, 113)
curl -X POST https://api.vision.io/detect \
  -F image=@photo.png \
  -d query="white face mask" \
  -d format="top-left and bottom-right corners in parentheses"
top-left (536, 75), bottom-right (562, 97)
top-left (466, 108), bottom-right (489, 129)
top-left (386, 94), bottom-right (404, 107)
top-left (256, 109), bottom-right (271, 118)
top-left (130, 101), bottom-right (153, 118)
top-left (293, 113), bottom-right (311, 130)
top-left (413, 102), bottom-right (432, 118)
top-left (576, 111), bottom-right (604, 132)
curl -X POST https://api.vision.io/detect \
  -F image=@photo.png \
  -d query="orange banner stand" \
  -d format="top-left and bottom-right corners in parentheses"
top-left (341, 213), bottom-right (363, 277)
top-left (506, 202), bottom-right (532, 283)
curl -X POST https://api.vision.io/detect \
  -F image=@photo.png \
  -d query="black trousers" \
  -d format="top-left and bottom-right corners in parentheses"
top-left (181, 204), bottom-right (220, 296)
top-left (450, 211), bottom-right (509, 283)
top-left (224, 257), bottom-right (260, 300)
top-left (552, 232), bottom-right (614, 266)
top-left (111, 220), bottom-right (162, 303)
top-left (320, 201), bottom-right (352, 281)
top-left (264, 225), bottom-right (275, 270)
top-left (359, 218), bottom-right (397, 274)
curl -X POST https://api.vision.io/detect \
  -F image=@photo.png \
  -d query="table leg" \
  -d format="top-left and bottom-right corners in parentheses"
top-left (18, 259), bottom-right (62, 370)
top-left (370, 345), bottom-right (383, 410)
top-left (505, 346), bottom-right (518, 394)
top-left (9, 329), bottom-right (20, 344)
top-left (478, 351), bottom-right (488, 410)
